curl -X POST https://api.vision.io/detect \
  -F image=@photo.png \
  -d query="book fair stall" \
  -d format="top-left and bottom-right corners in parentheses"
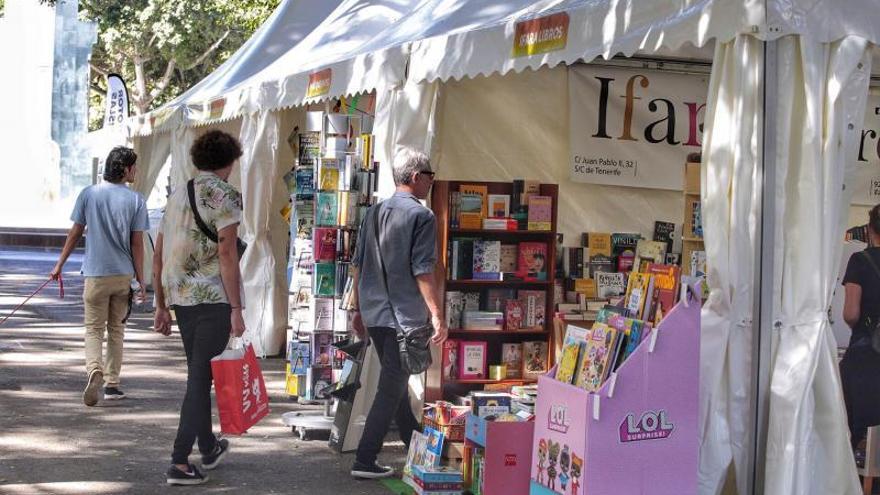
top-left (124, 0), bottom-right (880, 493)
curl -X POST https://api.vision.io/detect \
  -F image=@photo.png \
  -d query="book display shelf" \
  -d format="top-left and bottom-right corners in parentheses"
top-left (427, 180), bottom-right (559, 403)
top-left (286, 111), bottom-right (379, 402)
top-left (681, 154), bottom-right (704, 278)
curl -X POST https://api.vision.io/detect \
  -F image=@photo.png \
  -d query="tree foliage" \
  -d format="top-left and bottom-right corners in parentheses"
top-left (42, 0), bottom-right (280, 128)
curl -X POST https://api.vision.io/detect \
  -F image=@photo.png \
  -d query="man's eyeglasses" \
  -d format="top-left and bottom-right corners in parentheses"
top-left (419, 171), bottom-right (436, 179)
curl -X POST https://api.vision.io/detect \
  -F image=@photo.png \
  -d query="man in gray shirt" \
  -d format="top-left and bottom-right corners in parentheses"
top-left (350, 149), bottom-right (447, 479)
top-left (51, 146), bottom-right (149, 406)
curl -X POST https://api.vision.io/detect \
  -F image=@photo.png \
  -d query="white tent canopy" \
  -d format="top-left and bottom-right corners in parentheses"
top-left (129, 2), bottom-right (880, 493)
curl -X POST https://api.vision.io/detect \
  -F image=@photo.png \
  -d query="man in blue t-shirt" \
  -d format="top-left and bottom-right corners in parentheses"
top-left (51, 146), bottom-right (150, 406)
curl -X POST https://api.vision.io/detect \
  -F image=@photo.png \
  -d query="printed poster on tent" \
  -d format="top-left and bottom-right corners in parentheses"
top-left (854, 92), bottom-right (880, 206)
top-left (568, 66), bottom-right (708, 191)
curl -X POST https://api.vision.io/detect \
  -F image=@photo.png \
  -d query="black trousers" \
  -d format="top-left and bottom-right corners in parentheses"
top-left (840, 341), bottom-right (880, 449)
top-left (171, 304), bottom-right (231, 465)
top-left (355, 327), bottom-right (421, 465)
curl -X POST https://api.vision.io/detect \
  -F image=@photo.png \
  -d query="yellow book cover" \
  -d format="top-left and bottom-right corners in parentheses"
top-left (574, 278), bottom-right (596, 298)
top-left (587, 233), bottom-right (612, 258)
top-left (575, 323), bottom-right (619, 391)
top-left (554, 325), bottom-right (589, 384)
top-left (319, 167), bottom-right (339, 190)
top-left (624, 272), bottom-right (652, 319)
top-left (459, 184), bottom-right (488, 218)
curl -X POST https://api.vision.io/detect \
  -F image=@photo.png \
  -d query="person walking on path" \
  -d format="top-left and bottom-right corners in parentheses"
top-left (841, 204), bottom-right (880, 458)
top-left (349, 149), bottom-right (447, 479)
top-left (152, 130), bottom-right (245, 486)
top-left (50, 146), bottom-right (149, 406)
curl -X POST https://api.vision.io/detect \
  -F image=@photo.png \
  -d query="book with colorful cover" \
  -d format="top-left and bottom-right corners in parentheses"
top-left (423, 427), bottom-right (445, 467)
top-left (635, 239), bottom-right (667, 271)
top-left (555, 325), bottom-right (589, 384)
top-left (313, 228), bottom-right (337, 262)
top-left (310, 332), bottom-right (335, 366)
top-left (504, 299), bottom-right (524, 331)
top-left (500, 244), bottom-right (518, 273)
top-left (314, 263), bottom-right (336, 297)
top-left (518, 290), bottom-right (546, 329)
top-left (403, 431), bottom-right (430, 486)
top-left (295, 168), bottom-right (315, 199)
top-left (487, 194), bottom-right (510, 218)
top-left (646, 263), bottom-right (681, 321)
top-left (575, 322), bottom-right (619, 391)
top-left (522, 341), bottom-right (549, 377)
top-left (624, 272), bottom-right (652, 319)
top-left (502, 343), bottom-right (523, 379)
top-left (472, 240), bottom-right (501, 280)
top-left (587, 232), bottom-right (612, 257)
top-left (289, 340), bottom-right (311, 374)
top-left (315, 192), bottom-right (338, 226)
top-left (621, 317), bottom-right (647, 362)
top-left (449, 191), bottom-right (461, 229)
top-left (459, 341), bottom-right (488, 379)
top-left (516, 242), bottom-right (548, 281)
top-left (527, 195), bottom-right (552, 231)
top-left (459, 193), bottom-right (484, 230)
top-left (318, 162), bottom-right (340, 191)
top-left (441, 339), bottom-right (460, 380)
top-left (459, 184), bottom-right (488, 224)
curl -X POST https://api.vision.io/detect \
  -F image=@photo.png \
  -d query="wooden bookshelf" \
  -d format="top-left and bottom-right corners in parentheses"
top-left (427, 179), bottom-right (559, 402)
top-left (682, 156), bottom-right (704, 276)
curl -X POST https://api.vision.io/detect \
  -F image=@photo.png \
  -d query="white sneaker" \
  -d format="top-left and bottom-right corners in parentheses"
top-left (83, 370), bottom-right (103, 406)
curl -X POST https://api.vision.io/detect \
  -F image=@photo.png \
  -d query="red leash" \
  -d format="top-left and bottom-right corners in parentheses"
top-left (0, 275), bottom-right (64, 326)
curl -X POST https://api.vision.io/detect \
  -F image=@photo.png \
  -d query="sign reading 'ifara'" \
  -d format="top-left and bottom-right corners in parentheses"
top-left (569, 65), bottom-right (709, 190)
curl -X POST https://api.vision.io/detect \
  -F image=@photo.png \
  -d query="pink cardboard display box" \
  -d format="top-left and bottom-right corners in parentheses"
top-left (466, 413), bottom-right (535, 495)
top-left (529, 294), bottom-right (700, 495)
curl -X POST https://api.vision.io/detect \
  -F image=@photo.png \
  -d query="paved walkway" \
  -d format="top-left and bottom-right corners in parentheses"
top-left (0, 248), bottom-right (406, 495)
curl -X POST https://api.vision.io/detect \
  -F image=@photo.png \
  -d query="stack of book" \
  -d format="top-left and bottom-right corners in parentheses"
top-left (510, 384), bottom-right (538, 417)
top-left (450, 180), bottom-right (552, 232)
top-left (448, 239), bottom-right (549, 282)
top-left (441, 339), bottom-right (549, 382)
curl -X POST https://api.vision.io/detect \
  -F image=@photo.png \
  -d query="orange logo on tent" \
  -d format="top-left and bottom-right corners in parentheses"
top-left (512, 12), bottom-right (569, 58)
top-left (307, 69), bottom-right (332, 99)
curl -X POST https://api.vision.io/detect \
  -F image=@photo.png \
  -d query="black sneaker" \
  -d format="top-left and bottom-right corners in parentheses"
top-left (166, 464), bottom-right (208, 486)
top-left (351, 461), bottom-right (394, 479)
top-left (201, 438), bottom-right (230, 471)
top-left (104, 387), bottom-right (126, 401)
top-left (83, 369), bottom-right (103, 407)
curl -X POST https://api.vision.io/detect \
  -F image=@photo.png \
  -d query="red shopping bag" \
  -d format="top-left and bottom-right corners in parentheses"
top-left (211, 343), bottom-right (270, 435)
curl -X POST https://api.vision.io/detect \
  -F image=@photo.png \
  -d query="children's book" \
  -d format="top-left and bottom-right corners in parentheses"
top-left (504, 299), bottom-right (524, 331)
top-left (575, 323), bottom-right (619, 391)
top-left (441, 339), bottom-right (460, 380)
top-left (315, 192), bottom-right (338, 226)
top-left (423, 427), bottom-right (445, 467)
top-left (516, 242), bottom-right (548, 281)
top-left (403, 431), bottom-right (430, 484)
top-left (595, 271), bottom-right (626, 299)
top-left (518, 290), bottom-right (546, 329)
top-left (313, 228), bottom-right (338, 262)
top-left (458, 341), bottom-right (488, 379)
top-left (555, 325), bottom-right (589, 384)
top-left (487, 194), bottom-right (510, 218)
top-left (472, 240), bottom-right (501, 280)
top-left (313, 263), bottom-right (337, 298)
top-left (523, 341), bottom-right (549, 377)
top-left (499, 244), bottom-right (518, 273)
top-left (624, 272), bottom-right (652, 319)
top-left (527, 195), bottom-right (552, 231)
top-left (501, 343), bottom-right (523, 379)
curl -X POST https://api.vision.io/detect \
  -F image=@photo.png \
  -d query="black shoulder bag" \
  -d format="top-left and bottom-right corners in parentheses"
top-left (187, 179), bottom-right (247, 260)
top-left (858, 251), bottom-right (880, 353)
top-left (371, 204), bottom-right (433, 375)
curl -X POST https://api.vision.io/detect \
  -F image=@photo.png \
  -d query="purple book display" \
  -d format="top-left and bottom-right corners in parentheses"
top-left (530, 289), bottom-right (700, 495)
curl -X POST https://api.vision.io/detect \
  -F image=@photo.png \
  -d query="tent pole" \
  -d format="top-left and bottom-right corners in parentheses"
top-left (748, 38), bottom-right (777, 495)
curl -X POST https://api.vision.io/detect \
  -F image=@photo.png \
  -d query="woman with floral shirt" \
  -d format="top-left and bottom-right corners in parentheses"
top-left (152, 130), bottom-right (245, 486)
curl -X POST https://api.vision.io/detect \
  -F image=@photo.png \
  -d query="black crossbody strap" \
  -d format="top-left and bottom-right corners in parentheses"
top-left (371, 203), bottom-right (404, 333)
top-left (862, 251), bottom-right (880, 282)
top-left (187, 179), bottom-right (218, 243)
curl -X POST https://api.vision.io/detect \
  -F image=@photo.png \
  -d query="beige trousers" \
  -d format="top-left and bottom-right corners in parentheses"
top-left (83, 275), bottom-right (131, 386)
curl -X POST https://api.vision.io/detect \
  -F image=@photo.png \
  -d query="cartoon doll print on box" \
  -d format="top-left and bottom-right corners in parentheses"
top-left (570, 453), bottom-right (583, 495)
top-left (547, 440), bottom-right (560, 491)
top-left (537, 438), bottom-right (548, 485)
top-left (559, 445), bottom-right (571, 491)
